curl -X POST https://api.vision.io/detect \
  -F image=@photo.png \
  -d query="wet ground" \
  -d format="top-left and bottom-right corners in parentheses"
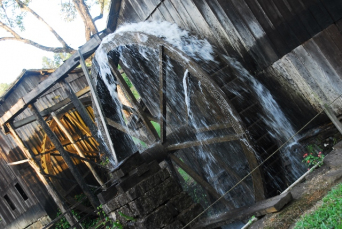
top-left (249, 139), bottom-right (342, 229)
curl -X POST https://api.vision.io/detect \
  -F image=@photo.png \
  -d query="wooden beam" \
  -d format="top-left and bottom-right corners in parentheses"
top-left (192, 192), bottom-right (293, 229)
top-left (6, 123), bottom-right (80, 228)
top-left (12, 87), bottom-right (91, 129)
top-left (78, 50), bottom-right (118, 164)
top-left (166, 134), bottom-right (240, 151)
top-left (108, 58), bottom-right (160, 142)
top-left (169, 154), bottom-right (235, 209)
top-left (0, 35), bottom-right (103, 128)
top-left (324, 103), bottom-right (342, 135)
top-left (105, 117), bottom-right (150, 143)
top-left (51, 112), bottom-right (105, 186)
top-left (59, 79), bottom-right (114, 164)
top-left (29, 104), bottom-right (100, 208)
top-left (159, 45), bottom-right (167, 143)
top-left (7, 158), bottom-right (30, 165)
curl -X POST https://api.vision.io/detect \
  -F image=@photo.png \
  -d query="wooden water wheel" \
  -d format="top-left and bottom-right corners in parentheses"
top-left (93, 31), bottom-right (288, 207)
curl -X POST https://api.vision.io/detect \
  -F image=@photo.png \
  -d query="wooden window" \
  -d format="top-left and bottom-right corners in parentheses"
top-left (14, 183), bottom-right (28, 201)
top-left (3, 195), bottom-right (16, 210)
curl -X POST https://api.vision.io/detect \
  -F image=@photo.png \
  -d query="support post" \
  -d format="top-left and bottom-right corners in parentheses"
top-left (51, 112), bottom-right (105, 187)
top-left (324, 104), bottom-right (342, 135)
top-left (59, 79), bottom-right (114, 164)
top-left (78, 49), bottom-right (118, 164)
top-left (29, 104), bottom-right (100, 208)
top-left (169, 154), bottom-right (235, 209)
top-left (6, 123), bottom-right (80, 228)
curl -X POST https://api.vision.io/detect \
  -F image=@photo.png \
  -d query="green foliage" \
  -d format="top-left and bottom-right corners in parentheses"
top-left (122, 72), bottom-right (140, 100)
top-left (294, 183), bottom-right (342, 229)
top-left (42, 53), bottom-right (72, 69)
top-left (0, 0), bottom-right (29, 31)
top-left (302, 145), bottom-right (325, 169)
top-left (150, 121), bottom-right (161, 137)
top-left (0, 83), bottom-right (10, 96)
top-left (100, 157), bottom-right (110, 166)
top-left (59, 0), bottom-right (110, 22)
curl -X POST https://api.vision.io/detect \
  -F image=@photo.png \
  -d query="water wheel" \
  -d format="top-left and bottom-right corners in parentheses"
top-left (92, 31), bottom-right (284, 209)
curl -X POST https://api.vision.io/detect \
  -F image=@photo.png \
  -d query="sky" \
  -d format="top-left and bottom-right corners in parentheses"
top-left (0, 0), bottom-right (107, 84)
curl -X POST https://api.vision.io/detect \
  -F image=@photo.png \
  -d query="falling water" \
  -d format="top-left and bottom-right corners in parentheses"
top-left (224, 57), bottom-right (305, 182)
top-left (94, 21), bottom-right (306, 217)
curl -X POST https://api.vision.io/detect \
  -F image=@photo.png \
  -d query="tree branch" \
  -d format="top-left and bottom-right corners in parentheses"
top-left (0, 37), bottom-right (75, 53)
top-left (72, 0), bottom-right (98, 40)
top-left (0, 20), bottom-right (20, 38)
top-left (93, 0), bottom-right (104, 22)
top-left (15, 0), bottom-right (72, 50)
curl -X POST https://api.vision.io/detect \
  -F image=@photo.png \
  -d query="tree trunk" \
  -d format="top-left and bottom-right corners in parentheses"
top-left (72, 0), bottom-right (98, 40)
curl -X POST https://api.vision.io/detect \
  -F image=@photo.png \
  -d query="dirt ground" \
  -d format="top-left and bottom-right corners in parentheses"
top-left (249, 141), bottom-right (342, 229)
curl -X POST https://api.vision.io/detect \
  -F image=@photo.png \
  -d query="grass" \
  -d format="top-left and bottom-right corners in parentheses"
top-left (294, 183), bottom-right (342, 229)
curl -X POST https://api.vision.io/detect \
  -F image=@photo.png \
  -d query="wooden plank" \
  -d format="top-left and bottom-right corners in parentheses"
top-left (79, 52), bottom-right (118, 164)
top-left (272, 0), bottom-right (311, 43)
top-left (154, 1), bottom-right (175, 23)
top-left (303, 36), bottom-right (342, 96)
top-left (325, 25), bottom-right (342, 53)
top-left (0, 35), bottom-right (102, 126)
top-left (204, 0), bottom-right (248, 59)
top-left (169, 154), bottom-right (235, 209)
top-left (163, 0), bottom-right (187, 29)
top-left (106, 0), bottom-right (122, 32)
top-left (159, 45), bottom-right (167, 143)
top-left (169, 0), bottom-right (200, 34)
top-left (319, 0), bottom-right (342, 22)
top-left (6, 124), bottom-right (80, 227)
top-left (108, 59), bottom-right (159, 142)
top-left (192, 0), bottom-right (240, 57)
top-left (51, 112), bottom-right (104, 186)
top-left (244, 0), bottom-right (288, 57)
top-left (129, 0), bottom-right (150, 19)
top-left (59, 80), bottom-right (114, 167)
top-left (145, 0), bottom-right (165, 21)
top-left (29, 104), bottom-right (100, 209)
top-left (13, 87), bottom-right (90, 129)
top-left (120, 0), bottom-right (141, 23)
top-left (126, 0), bottom-right (146, 20)
top-left (292, 46), bottom-right (336, 106)
top-left (312, 27), bottom-right (342, 84)
top-left (215, 0), bottom-right (265, 69)
top-left (256, 0), bottom-right (300, 50)
top-left (230, 0), bottom-right (278, 64)
top-left (166, 134), bottom-right (240, 151)
top-left (300, 0), bottom-right (333, 30)
top-left (286, 0), bottom-right (321, 37)
top-left (192, 192), bottom-right (293, 229)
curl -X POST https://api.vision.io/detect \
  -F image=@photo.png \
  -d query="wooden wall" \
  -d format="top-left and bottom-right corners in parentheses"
top-left (0, 69), bottom-right (93, 228)
top-left (111, 0), bottom-right (342, 129)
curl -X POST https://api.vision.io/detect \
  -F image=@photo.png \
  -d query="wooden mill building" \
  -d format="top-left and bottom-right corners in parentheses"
top-left (1, 0), bottom-right (342, 228)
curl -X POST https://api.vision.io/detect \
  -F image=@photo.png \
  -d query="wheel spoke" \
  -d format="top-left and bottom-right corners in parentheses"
top-left (159, 45), bottom-right (167, 143)
top-left (108, 59), bottom-right (160, 142)
top-left (106, 117), bottom-right (150, 144)
top-left (195, 123), bottom-right (233, 133)
top-left (166, 134), bottom-right (240, 151)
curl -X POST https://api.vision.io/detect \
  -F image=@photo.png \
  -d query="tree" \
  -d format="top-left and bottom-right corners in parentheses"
top-left (0, 82), bottom-right (10, 96)
top-left (0, 0), bottom-right (108, 54)
top-left (42, 53), bottom-right (71, 69)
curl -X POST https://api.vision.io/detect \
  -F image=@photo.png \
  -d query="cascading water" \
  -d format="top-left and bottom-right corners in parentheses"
top-left (224, 57), bottom-right (306, 183)
top-left (93, 21), bottom-right (306, 217)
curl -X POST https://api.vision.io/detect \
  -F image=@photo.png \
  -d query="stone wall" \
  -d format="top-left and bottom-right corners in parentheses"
top-left (98, 153), bottom-right (203, 228)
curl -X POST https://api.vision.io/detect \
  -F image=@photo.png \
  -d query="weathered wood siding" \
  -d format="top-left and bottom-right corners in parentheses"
top-left (112, 0), bottom-right (342, 128)
top-left (0, 69), bottom-right (94, 228)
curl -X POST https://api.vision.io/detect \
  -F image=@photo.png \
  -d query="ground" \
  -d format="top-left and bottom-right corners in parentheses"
top-left (249, 140), bottom-right (342, 229)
